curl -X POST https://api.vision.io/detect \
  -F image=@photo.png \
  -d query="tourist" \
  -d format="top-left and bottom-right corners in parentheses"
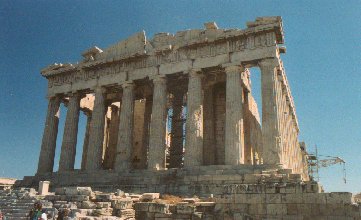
top-left (57, 209), bottom-right (75, 220)
top-left (28, 202), bottom-right (47, 220)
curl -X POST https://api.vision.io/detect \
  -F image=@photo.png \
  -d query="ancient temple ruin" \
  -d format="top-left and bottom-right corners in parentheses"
top-left (11, 16), bottom-right (361, 220)
top-left (19, 16), bottom-right (309, 189)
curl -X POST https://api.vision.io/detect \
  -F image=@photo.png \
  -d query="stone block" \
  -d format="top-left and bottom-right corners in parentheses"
top-left (306, 182), bottom-right (322, 193)
top-left (229, 203), bottom-right (248, 213)
top-left (296, 203), bottom-right (311, 214)
top-left (182, 198), bottom-right (200, 203)
top-left (81, 201), bottom-right (97, 209)
top-left (171, 213), bottom-right (193, 219)
top-left (327, 217), bottom-right (353, 220)
top-left (266, 204), bottom-right (287, 215)
top-left (77, 187), bottom-right (93, 196)
top-left (92, 207), bottom-right (113, 216)
top-left (112, 198), bottom-right (133, 210)
top-left (286, 203), bottom-right (298, 215)
top-left (140, 193), bottom-right (160, 201)
top-left (246, 193), bottom-right (266, 203)
top-left (95, 201), bottom-right (111, 208)
top-left (55, 187), bottom-right (66, 195)
top-left (282, 215), bottom-right (303, 220)
top-left (64, 187), bottom-right (79, 195)
top-left (266, 193), bottom-right (282, 203)
top-left (282, 193), bottom-right (303, 203)
top-left (134, 202), bottom-right (150, 212)
top-left (154, 212), bottom-right (172, 218)
top-left (118, 208), bottom-right (135, 218)
top-left (96, 193), bottom-right (114, 201)
top-left (149, 203), bottom-right (170, 213)
top-left (303, 193), bottom-right (326, 204)
top-left (68, 195), bottom-right (89, 202)
top-left (176, 203), bottom-right (196, 214)
top-left (326, 192), bottom-right (353, 204)
top-left (249, 203), bottom-right (266, 215)
top-left (38, 181), bottom-right (50, 195)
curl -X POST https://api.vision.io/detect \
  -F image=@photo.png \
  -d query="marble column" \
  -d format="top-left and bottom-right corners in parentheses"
top-left (103, 105), bottom-right (120, 169)
top-left (203, 84), bottom-right (216, 165)
top-left (37, 96), bottom-right (60, 174)
top-left (59, 92), bottom-right (81, 171)
top-left (259, 58), bottom-right (282, 165)
top-left (114, 82), bottom-right (135, 171)
top-left (148, 75), bottom-right (167, 170)
top-left (81, 111), bottom-right (92, 170)
top-left (224, 65), bottom-right (244, 165)
top-left (184, 69), bottom-right (204, 167)
top-left (141, 97), bottom-right (153, 169)
top-left (85, 87), bottom-right (106, 170)
top-left (169, 89), bottom-right (185, 168)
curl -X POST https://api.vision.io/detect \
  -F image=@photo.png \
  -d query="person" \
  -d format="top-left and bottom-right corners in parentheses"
top-left (57, 209), bottom-right (74, 220)
top-left (28, 202), bottom-right (47, 220)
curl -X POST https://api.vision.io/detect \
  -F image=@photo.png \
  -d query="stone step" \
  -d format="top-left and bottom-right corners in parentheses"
top-left (3, 208), bottom-right (31, 213)
top-left (4, 217), bottom-right (28, 220)
top-left (5, 212), bottom-right (29, 217)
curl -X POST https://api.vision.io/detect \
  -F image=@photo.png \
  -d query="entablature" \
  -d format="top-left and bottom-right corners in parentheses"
top-left (41, 17), bottom-right (284, 92)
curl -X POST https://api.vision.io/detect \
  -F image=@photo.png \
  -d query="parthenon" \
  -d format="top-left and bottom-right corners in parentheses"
top-left (19, 16), bottom-right (308, 189)
top-left (9, 16), bottom-right (360, 220)
top-left (42, 16), bottom-right (302, 173)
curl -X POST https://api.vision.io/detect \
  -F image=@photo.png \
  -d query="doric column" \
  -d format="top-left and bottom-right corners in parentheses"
top-left (81, 111), bottom-right (92, 170)
top-left (169, 89), bottom-right (185, 168)
top-left (59, 92), bottom-right (81, 171)
top-left (259, 58), bottom-right (282, 165)
top-left (203, 84), bottom-right (216, 165)
top-left (224, 65), bottom-right (244, 165)
top-left (141, 96), bottom-right (153, 169)
top-left (103, 105), bottom-right (120, 169)
top-left (148, 75), bottom-right (167, 170)
top-left (85, 87), bottom-right (106, 171)
top-left (184, 69), bottom-right (204, 167)
top-left (114, 82), bottom-right (135, 171)
top-left (37, 96), bottom-right (60, 174)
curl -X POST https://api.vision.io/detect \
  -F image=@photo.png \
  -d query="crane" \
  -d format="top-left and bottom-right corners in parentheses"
top-left (307, 145), bottom-right (347, 184)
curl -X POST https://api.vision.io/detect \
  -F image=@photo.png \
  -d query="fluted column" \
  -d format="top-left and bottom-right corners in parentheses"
top-left (85, 87), bottom-right (106, 170)
top-left (58, 92), bottom-right (81, 171)
top-left (115, 82), bottom-right (135, 171)
top-left (141, 96), bottom-right (152, 169)
top-left (37, 96), bottom-right (60, 174)
top-left (169, 89), bottom-right (185, 168)
top-left (224, 65), bottom-right (244, 165)
top-left (81, 111), bottom-right (92, 170)
top-left (203, 84), bottom-right (216, 165)
top-left (148, 75), bottom-right (167, 170)
top-left (259, 58), bottom-right (282, 165)
top-left (103, 105), bottom-right (120, 169)
top-left (184, 69), bottom-right (204, 167)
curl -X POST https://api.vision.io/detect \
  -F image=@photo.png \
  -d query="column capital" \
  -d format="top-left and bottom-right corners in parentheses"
top-left (67, 91), bottom-right (82, 99)
top-left (258, 58), bottom-right (280, 69)
top-left (224, 65), bottom-right (245, 74)
top-left (120, 81), bottom-right (135, 89)
top-left (150, 75), bottom-right (166, 84)
top-left (186, 68), bottom-right (202, 77)
top-left (46, 95), bottom-right (60, 101)
top-left (94, 86), bottom-right (107, 94)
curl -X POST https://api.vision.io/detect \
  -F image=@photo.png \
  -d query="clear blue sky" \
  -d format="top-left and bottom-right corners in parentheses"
top-left (0, 0), bottom-right (360, 193)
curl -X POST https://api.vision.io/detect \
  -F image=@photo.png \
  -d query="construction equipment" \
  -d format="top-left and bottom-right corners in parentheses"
top-left (307, 145), bottom-right (346, 184)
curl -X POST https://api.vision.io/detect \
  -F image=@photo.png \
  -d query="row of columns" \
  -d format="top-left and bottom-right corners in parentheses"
top-left (37, 59), bottom-right (281, 174)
